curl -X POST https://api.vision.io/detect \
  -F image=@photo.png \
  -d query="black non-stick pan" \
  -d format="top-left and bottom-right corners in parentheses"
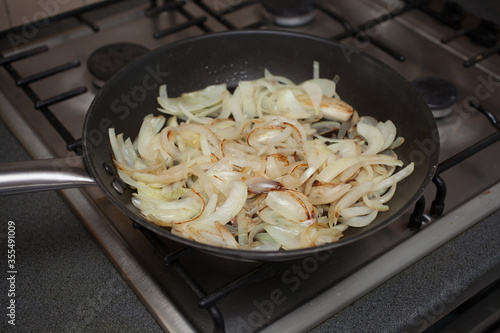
top-left (0, 30), bottom-right (439, 261)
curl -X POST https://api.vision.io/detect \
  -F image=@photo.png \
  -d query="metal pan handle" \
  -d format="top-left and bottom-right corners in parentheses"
top-left (0, 156), bottom-right (95, 195)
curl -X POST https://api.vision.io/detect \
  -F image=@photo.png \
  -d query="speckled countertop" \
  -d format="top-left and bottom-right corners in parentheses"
top-left (1, 117), bottom-right (499, 332)
top-left (0, 119), bottom-right (162, 332)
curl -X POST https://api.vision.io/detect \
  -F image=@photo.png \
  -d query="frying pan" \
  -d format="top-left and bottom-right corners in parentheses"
top-left (0, 30), bottom-right (439, 261)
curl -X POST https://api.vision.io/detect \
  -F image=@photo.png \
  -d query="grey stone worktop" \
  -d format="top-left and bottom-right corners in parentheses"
top-left (0, 118), bottom-right (162, 332)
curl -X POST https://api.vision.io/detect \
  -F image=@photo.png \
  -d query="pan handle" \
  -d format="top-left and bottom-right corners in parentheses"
top-left (0, 156), bottom-right (95, 195)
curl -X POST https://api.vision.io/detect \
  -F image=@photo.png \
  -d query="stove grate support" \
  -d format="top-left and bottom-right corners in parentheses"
top-left (146, 0), bottom-right (212, 38)
top-left (429, 104), bottom-right (500, 218)
top-left (0, 45), bottom-right (85, 154)
top-left (134, 223), bottom-right (227, 332)
top-left (329, 0), bottom-right (429, 62)
top-left (419, 4), bottom-right (500, 67)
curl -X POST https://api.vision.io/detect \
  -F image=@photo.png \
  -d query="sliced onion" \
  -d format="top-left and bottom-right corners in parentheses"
top-left (304, 78), bottom-right (336, 98)
top-left (245, 176), bottom-right (283, 194)
top-left (299, 81), bottom-right (322, 114)
top-left (276, 89), bottom-right (312, 119)
top-left (339, 209), bottom-right (378, 227)
top-left (373, 162), bottom-right (414, 192)
top-left (317, 155), bottom-right (403, 183)
top-left (192, 180), bottom-right (248, 226)
top-left (308, 182), bottom-right (352, 205)
top-left (357, 117), bottom-right (385, 155)
top-left (265, 189), bottom-right (316, 223)
top-left (377, 120), bottom-right (397, 151)
top-left (157, 83), bottom-right (226, 114)
top-left (319, 96), bottom-right (353, 122)
top-left (109, 66), bottom-right (415, 251)
top-left (264, 223), bottom-right (304, 250)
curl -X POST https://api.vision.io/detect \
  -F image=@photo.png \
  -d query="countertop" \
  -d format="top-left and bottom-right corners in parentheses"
top-left (1, 116), bottom-right (499, 332)
top-left (0, 119), bottom-right (162, 332)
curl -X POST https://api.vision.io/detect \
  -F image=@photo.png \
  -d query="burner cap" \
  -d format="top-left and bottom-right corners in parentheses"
top-left (262, 0), bottom-right (316, 27)
top-left (87, 43), bottom-right (150, 88)
top-left (411, 77), bottom-right (458, 119)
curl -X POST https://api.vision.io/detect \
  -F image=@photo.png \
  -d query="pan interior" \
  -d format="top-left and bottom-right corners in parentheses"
top-left (83, 30), bottom-right (438, 261)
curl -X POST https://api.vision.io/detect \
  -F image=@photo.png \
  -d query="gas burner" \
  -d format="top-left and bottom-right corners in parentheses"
top-left (436, 1), bottom-right (464, 30)
top-left (466, 20), bottom-right (499, 48)
top-left (415, 0), bottom-right (464, 30)
top-left (261, 0), bottom-right (316, 27)
top-left (87, 43), bottom-right (150, 88)
top-left (411, 76), bottom-right (458, 119)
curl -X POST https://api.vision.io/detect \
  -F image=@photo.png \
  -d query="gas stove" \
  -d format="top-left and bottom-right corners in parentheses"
top-left (1, 1), bottom-right (499, 332)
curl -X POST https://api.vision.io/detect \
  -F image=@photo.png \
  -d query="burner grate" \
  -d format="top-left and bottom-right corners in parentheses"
top-left (0, 45), bottom-right (85, 154)
top-left (428, 103), bottom-right (500, 216)
top-left (329, 0), bottom-right (428, 62)
top-left (417, 2), bottom-right (500, 67)
top-left (147, 0), bottom-right (213, 38)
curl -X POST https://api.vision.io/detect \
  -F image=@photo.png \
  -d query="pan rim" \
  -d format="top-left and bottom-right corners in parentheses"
top-left (82, 29), bottom-right (439, 261)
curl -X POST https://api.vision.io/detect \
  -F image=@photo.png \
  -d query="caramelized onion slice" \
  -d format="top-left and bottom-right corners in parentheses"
top-left (265, 189), bottom-right (316, 224)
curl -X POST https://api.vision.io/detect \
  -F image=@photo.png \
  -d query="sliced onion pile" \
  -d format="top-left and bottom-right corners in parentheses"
top-left (109, 65), bottom-right (414, 250)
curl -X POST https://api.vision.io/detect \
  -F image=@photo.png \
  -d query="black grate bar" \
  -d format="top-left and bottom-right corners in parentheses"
top-left (164, 246), bottom-right (195, 264)
top-left (464, 45), bottom-right (500, 68)
top-left (135, 223), bottom-right (226, 333)
top-left (422, 104), bottom-right (499, 218)
top-left (3, 58), bottom-right (80, 152)
top-left (177, 4), bottom-right (212, 33)
top-left (0, 0), bottom-right (124, 39)
top-left (198, 262), bottom-right (275, 308)
top-left (66, 139), bottom-right (83, 153)
top-left (357, 34), bottom-right (406, 62)
top-left (192, 0), bottom-right (237, 30)
top-left (35, 86), bottom-right (88, 110)
top-left (153, 16), bottom-right (208, 39)
top-left (145, 0), bottom-right (184, 17)
top-left (216, 0), bottom-right (261, 17)
top-left (409, 196), bottom-right (426, 229)
top-left (432, 103), bottom-right (500, 177)
top-left (326, 1), bottom-right (410, 62)
top-left (441, 27), bottom-right (474, 44)
top-left (315, 3), bottom-right (352, 32)
top-left (430, 175), bottom-right (446, 216)
top-left (437, 130), bottom-right (500, 175)
top-left (470, 101), bottom-right (500, 129)
top-left (75, 14), bottom-right (100, 32)
top-left (16, 60), bottom-right (81, 86)
top-left (38, 105), bottom-right (79, 152)
top-left (0, 45), bottom-right (48, 66)
top-left (168, 255), bottom-right (226, 332)
top-left (332, 0), bottom-right (428, 41)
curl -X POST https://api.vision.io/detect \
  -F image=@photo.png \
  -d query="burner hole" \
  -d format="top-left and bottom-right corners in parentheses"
top-left (411, 77), bottom-right (458, 119)
top-left (87, 43), bottom-right (150, 88)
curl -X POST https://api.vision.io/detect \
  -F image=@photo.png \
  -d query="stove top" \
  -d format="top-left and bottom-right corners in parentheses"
top-left (1, 0), bottom-right (500, 332)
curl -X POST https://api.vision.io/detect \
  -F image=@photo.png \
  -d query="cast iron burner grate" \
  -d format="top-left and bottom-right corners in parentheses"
top-left (416, 2), bottom-right (500, 67)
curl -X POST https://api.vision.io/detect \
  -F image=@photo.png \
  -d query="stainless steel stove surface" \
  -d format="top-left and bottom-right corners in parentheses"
top-left (1, 1), bottom-right (500, 332)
